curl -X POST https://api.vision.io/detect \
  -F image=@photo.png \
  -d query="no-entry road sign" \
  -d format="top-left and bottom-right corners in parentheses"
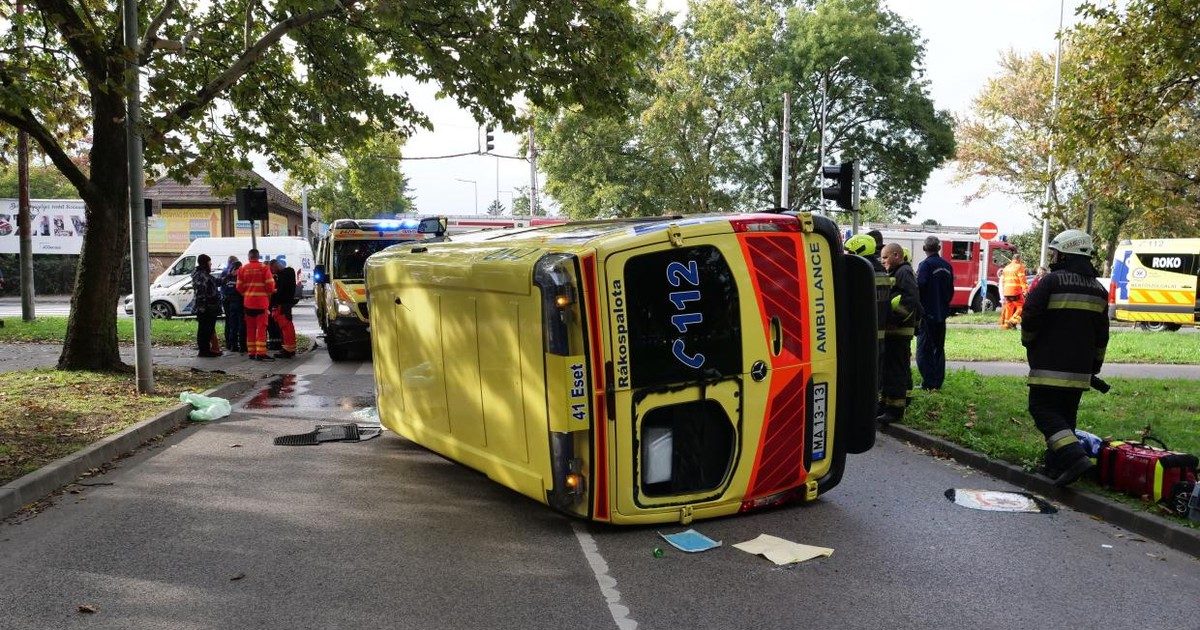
top-left (978, 222), bottom-right (999, 240)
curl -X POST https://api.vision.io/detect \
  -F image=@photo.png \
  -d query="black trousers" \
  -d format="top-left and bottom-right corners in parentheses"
top-left (1027, 385), bottom-right (1084, 441)
top-left (880, 334), bottom-right (913, 407)
top-left (196, 311), bottom-right (219, 353)
top-left (915, 320), bottom-right (947, 389)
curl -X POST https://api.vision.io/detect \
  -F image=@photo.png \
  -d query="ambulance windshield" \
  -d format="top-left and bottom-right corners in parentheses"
top-left (333, 239), bottom-right (413, 279)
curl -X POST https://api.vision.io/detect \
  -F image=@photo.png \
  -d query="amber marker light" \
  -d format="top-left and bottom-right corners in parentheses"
top-left (555, 294), bottom-right (573, 309)
top-left (565, 473), bottom-right (583, 489)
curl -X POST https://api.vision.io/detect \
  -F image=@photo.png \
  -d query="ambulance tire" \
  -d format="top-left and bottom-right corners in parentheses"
top-left (1138, 322), bottom-right (1181, 332)
top-left (150, 300), bottom-right (175, 320)
top-left (327, 339), bottom-right (350, 361)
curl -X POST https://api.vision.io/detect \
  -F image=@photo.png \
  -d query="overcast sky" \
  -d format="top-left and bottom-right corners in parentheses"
top-left (261, 1), bottom-right (1084, 236)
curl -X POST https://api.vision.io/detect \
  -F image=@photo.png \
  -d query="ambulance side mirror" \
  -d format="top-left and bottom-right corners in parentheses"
top-left (313, 264), bottom-right (328, 285)
top-left (418, 217), bottom-right (447, 237)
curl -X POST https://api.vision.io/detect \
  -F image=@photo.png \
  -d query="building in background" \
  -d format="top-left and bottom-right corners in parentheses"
top-left (144, 172), bottom-right (308, 276)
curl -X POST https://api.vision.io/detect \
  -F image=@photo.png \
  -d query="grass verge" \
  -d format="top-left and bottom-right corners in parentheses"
top-left (0, 316), bottom-right (312, 351)
top-left (906, 369), bottom-right (1200, 528)
top-left (0, 368), bottom-right (235, 486)
top-left (944, 326), bottom-right (1200, 364)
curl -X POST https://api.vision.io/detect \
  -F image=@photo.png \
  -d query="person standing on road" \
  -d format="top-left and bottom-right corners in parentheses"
top-left (191, 254), bottom-right (223, 358)
top-left (916, 236), bottom-right (954, 391)
top-left (999, 253), bottom-right (1028, 329)
top-left (237, 248), bottom-right (276, 361)
top-left (269, 259), bottom-right (297, 359)
top-left (878, 243), bottom-right (922, 425)
top-left (1021, 229), bottom-right (1110, 487)
top-left (221, 259), bottom-right (245, 353)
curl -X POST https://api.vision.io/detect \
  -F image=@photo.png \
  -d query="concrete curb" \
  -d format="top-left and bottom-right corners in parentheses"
top-left (881, 423), bottom-right (1200, 558)
top-left (0, 379), bottom-right (255, 521)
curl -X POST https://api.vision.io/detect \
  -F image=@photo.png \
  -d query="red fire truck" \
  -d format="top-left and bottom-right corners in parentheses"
top-left (867, 225), bottom-right (1017, 312)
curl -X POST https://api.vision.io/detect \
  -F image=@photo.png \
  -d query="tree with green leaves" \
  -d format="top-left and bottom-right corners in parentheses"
top-left (1057, 0), bottom-right (1200, 262)
top-left (0, 162), bottom-right (79, 198)
top-left (534, 0), bottom-right (954, 220)
top-left (286, 133), bottom-right (414, 222)
top-left (954, 51), bottom-right (1074, 223)
top-left (0, 0), bottom-right (648, 371)
top-left (511, 186), bottom-right (532, 216)
top-left (486, 199), bottom-right (505, 216)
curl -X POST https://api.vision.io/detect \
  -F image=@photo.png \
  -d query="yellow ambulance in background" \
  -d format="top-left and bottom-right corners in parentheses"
top-left (364, 212), bottom-right (879, 525)
top-left (1109, 238), bottom-right (1200, 332)
top-left (313, 217), bottom-right (446, 359)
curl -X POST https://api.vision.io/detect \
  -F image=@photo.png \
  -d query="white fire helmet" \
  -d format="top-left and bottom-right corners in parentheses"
top-left (1049, 229), bottom-right (1094, 257)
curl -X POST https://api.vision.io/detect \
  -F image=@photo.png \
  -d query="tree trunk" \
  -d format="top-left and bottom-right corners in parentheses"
top-left (57, 90), bottom-right (130, 372)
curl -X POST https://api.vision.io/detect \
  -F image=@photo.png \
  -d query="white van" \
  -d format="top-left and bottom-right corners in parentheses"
top-left (123, 236), bottom-right (315, 319)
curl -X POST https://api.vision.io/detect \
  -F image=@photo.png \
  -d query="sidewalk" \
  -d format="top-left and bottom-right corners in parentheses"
top-left (2, 341), bottom-right (316, 380)
top-left (948, 360), bottom-right (1200, 379)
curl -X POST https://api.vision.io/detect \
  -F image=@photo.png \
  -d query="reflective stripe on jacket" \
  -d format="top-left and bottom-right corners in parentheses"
top-left (1001, 261), bottom-right (1027, 297)
top-left (236, 260), bottom-right (275, 310)
top-left (885, 261), bottom-right (922, 338)
top-left (1020, 257), bottom-right (1109, 389)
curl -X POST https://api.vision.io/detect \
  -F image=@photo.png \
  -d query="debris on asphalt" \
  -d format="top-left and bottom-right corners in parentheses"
top-left (652, 548), bottom-right (664, 558)
top-left (945, 488), bottom-right (1057, 514)
top-left (230, 573), bottom-right (246, 581)
top-left (179, 391), bottom-right (232, 421)
top-left (77, 604), bottom-right (97, 614)
top-left (732, 534), bottom-right (833, 565)
top-left (272, 423), bottom-right (381, 446)
top-left (351, 406), bottom-right (381, 426)
top-left (659, 528), bottom-right (722, 553)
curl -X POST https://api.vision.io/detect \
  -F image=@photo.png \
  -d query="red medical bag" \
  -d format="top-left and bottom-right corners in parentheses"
top-left (1097, 437), bottom-right (1198, 504)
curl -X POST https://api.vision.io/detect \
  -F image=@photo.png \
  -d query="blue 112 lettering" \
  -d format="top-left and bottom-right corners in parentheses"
top-left (667, 260), bottom-right (705, 369)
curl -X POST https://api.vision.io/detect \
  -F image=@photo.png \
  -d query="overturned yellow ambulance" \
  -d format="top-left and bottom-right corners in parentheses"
top-left (365, 212), bottom-right (878, 524)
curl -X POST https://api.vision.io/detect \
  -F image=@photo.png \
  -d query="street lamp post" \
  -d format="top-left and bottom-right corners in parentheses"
top-left (816, 56), bottom-right (850, 215)
top-left (1039, 0), bottom-right (1066, 269)
top-left (455, 178), bottom-right (478, 214)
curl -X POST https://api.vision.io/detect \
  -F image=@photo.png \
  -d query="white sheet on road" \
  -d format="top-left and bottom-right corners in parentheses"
top-left (733, 534), bottom-right (833, 565)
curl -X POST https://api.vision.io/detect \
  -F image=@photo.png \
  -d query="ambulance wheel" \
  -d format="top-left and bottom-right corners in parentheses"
top-left (1138, 322), bottom-right (1181, 332)
top-left (150, 301), bottom-right (174, 319)
top-left (327, 338), bottom-right (350, 361)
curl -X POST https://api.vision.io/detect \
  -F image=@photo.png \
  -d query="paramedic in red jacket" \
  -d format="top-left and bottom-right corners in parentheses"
top-left (236, 248), bottom-right (276, 360)
top-left (1020, 230), bottom-right (1110, 486)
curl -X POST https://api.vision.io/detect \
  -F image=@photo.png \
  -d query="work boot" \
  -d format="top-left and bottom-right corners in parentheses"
top-left (876, 407), bottom-right (904, 427)
top-left (1050, 442), bottom-right (1093, 487)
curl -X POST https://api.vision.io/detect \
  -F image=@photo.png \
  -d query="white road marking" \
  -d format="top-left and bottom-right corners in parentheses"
top-left (355, 361), bottom-right (375, 376)
top-left (572, 521), bottom-right (638, 630)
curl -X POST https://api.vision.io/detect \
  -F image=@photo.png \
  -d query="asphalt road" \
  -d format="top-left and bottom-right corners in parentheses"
top-left (1, 352), bottom-right (1196, 629)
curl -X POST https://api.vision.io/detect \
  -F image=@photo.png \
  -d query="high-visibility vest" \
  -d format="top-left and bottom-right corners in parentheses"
top-left (1002, 262), bottom-right (1027, 297)
top-left (236, 260), bottom-right (275, 310)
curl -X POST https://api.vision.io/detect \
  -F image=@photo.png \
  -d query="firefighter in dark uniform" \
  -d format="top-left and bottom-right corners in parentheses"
top-left (845, 233), bottom-right (891, 377)
top-left (1021, 229), bottom-right (1110, 486)
top-left (878, 242), bottom-right (922, 425)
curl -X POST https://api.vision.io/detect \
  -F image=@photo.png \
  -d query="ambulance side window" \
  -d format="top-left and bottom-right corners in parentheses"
top-left (625, 245), bottom-right (741, 389)
top-left (170, 256), bottom-right (196, 276)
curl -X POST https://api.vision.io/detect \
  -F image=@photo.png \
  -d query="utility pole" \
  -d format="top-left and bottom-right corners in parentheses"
top-left (496, 156), bottom-right (500, 211)
top-left (301, 188), bottom-right (309, 244)
top-left (1039, 0), bottom-right (1066, 269)
top-left (528, 124), bottom-right (540, 216)
top-left (125, 0), bottom-right (154, 393)
top-left (17, 0), bottom-right (35, 321)
top-left (780, 93), bottom-right (790, 210)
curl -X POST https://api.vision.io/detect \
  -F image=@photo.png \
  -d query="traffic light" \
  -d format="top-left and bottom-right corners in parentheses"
top-left (485, 125), bottom-right (495, 152)
top-left (821, 160), bottom-right (859, 212)
top-left (236, 187), bottom-right (269, 221)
